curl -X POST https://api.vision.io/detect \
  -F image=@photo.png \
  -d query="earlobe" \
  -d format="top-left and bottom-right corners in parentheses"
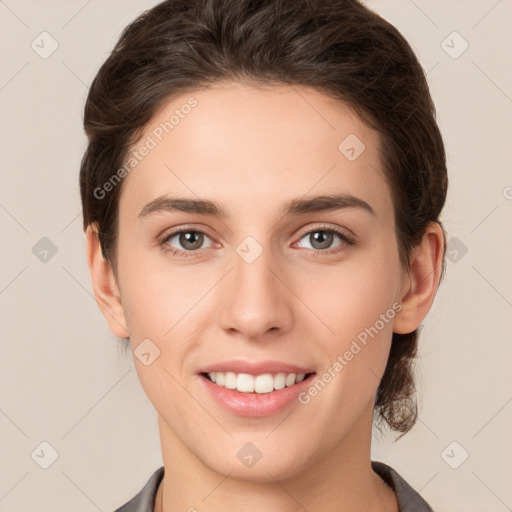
top-left (393, 222), bottom-right (445, 335)
top-left (85, 224), bottom-right (130, 339)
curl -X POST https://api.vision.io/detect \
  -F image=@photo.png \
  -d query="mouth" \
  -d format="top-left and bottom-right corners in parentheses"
top-left (196, 359), bottom-right (317, 416)
top-left (200, 371), bottom-right (316, 394)
top-left (198, 370), bottom-right (317, 417)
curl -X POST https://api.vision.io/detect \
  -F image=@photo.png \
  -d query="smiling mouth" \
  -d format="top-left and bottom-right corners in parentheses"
top-left (200, 371), bottom-right (316, 394)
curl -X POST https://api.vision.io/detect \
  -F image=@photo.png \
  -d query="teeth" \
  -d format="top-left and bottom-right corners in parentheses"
top-left (274, 373), bottom-right (286, 390)
top-left (254, 374), bottom-right (274, 393)
top-left (224, 372), bottom-right (237, 389)
top-left (237, 373), bottom-right (255, 392)
top-left (285, 373), bottom-right (296, 386)
top-left (206, 371), bottom-right (308, 393)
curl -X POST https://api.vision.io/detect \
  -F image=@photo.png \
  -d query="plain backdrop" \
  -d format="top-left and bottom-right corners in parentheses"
top-left (0, 1), bottom-right (511, 511)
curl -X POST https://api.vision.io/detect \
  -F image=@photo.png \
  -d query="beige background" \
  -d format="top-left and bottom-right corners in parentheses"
top-left (0, 1), bottom-right (511, 511)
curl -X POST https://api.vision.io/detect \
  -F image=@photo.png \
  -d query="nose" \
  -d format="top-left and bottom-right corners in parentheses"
top-left (217, 240), bottom-right (294, 341)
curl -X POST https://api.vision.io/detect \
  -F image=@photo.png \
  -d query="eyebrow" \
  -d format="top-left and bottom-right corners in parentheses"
top-left (137, 192), bottom-right (376, 220)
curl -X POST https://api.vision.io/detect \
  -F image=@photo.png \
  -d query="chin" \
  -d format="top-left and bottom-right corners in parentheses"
top-left (201, 441), bottom-right (312, 483)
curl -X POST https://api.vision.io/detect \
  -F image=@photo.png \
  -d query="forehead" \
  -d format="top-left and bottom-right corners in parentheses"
top-left (118, 83), bottom-right (393, 226)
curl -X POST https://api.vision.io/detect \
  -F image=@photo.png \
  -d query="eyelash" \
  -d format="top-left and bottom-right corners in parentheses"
top-left (159, 226), bottom-right (356, 258)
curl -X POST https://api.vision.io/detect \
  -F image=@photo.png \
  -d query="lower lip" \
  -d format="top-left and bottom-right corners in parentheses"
top-left (198, 373), bottom-right (316, 417)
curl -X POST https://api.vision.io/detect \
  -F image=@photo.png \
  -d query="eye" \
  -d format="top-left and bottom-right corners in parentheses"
top-left (161, 229), bottom-right (214, 256)
top-left (159, 225), bottom-right (355, 259)
top-left (294, 227), bottom-right (355, 254)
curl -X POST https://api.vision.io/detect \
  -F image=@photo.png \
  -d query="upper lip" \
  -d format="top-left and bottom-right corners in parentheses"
top-left (197, 359), bottom-right (315, 376)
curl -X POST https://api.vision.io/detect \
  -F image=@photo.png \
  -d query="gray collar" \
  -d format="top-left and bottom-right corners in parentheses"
top-left (114, 461), bottom-right (433, 511)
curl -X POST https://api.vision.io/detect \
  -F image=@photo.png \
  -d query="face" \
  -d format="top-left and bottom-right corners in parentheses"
top-left (111, 82), bottom-right (410, 481)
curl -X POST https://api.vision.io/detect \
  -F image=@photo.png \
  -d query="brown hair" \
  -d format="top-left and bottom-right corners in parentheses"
top-left (79, 0), bottom-right (448, 434)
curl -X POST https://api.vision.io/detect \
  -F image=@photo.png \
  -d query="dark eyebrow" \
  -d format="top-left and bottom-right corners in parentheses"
top-left (138, 195), bottom-right (228, 220)
top-left (137, 192), bottom-right (376, 220)
top-left (282, 193), bottom-right (376, 217)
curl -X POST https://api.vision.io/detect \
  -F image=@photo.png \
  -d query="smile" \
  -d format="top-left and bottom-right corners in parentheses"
top-left (202, 371), bottom-right (314, 394)
top-left (199, 371), bottom-right (317, 417)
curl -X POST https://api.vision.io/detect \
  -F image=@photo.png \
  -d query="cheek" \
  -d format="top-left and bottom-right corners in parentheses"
top-left (308, 248), bottom-right (400, 338)
top-left (305, 244), bottom-right (401, 395)
top-left (116, 252), bottom-right (215, 400)
top-left (116, 246), bottom-right (194, 337)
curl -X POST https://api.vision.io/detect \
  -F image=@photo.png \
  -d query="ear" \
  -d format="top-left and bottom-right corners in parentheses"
top-left (85, 223), bottom-right (130, 339)
top-left (393, 221), bottom-right (445, 335)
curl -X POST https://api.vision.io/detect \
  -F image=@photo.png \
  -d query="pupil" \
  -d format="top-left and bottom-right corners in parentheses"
top-left (181, 231), bottom-right (203, 250)
top-left (311, 230), bottom-right (332, 250)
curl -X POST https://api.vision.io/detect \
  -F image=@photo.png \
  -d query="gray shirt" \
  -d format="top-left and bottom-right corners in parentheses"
top-left (114, 461), bottom-right (433, 511)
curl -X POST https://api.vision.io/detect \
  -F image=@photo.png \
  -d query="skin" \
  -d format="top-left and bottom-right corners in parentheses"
top-left (86, 82), bottom-right (444, 512)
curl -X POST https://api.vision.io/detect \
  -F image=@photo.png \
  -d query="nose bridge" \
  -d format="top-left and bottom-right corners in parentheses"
top-left (218, 235), bottom-right (293, 338)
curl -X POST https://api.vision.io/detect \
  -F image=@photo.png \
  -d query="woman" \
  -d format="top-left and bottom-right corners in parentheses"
top-left (80, 0), bottom-right (447, 510)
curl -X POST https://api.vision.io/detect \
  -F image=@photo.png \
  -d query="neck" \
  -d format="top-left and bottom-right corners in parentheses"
top-left (154, 402), bottom-right (398, 512)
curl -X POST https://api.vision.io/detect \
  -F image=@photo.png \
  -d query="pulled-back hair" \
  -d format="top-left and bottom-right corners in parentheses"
top-left (79, 0), bottom-right (448, 434)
